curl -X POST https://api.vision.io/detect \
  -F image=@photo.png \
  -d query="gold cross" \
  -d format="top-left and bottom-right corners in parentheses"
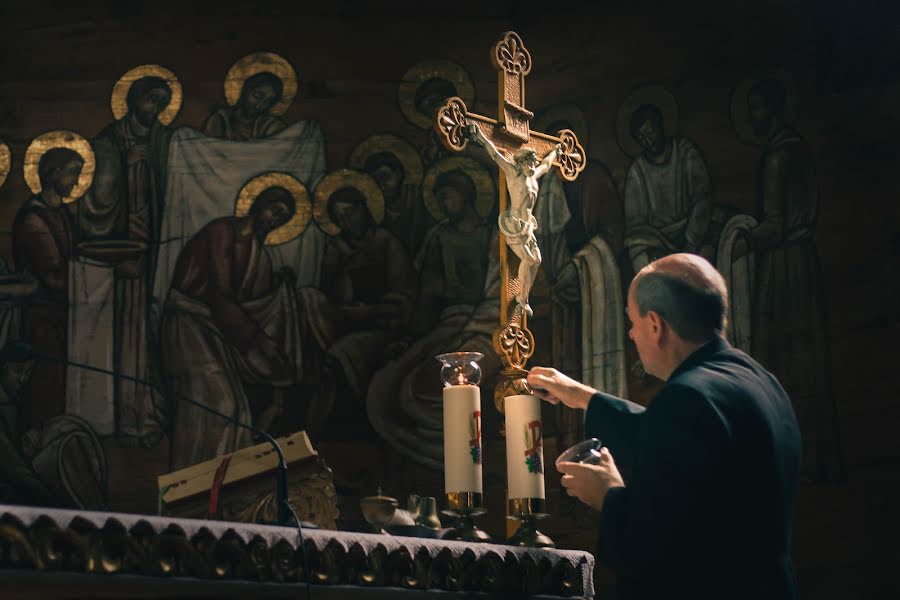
top-left (434, 31), bottom-right (586, 407)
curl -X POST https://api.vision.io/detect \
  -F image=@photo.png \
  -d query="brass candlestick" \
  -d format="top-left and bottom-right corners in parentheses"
top-left (442, 492), bottom-right (492, 543)
top-left (507, 497), bottom-right (554, 548)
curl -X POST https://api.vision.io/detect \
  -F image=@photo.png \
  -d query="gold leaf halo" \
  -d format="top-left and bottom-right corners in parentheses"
top-left (533, 104), bottom-right (590, 150)
top-left (23, 130), bottom-right (96, 203)
top-left (0, 140), bottom-right (10, 189)
top-left (730, 69), bottom-right (799, 146)
top-left (111, 64), bottom-right (183, 125)
top-left (348, 133), bottom-right (424, 188)
top-left (224, 52), bottom-right (298, 117)
top-left (615, 84), bottom-right (679, 158)
top-left (398, 59), bottom-right (475, 130)
top-left (422, 156), bottom-right (495, 221)
top-left (313, 169), bottom-right (385, 236)
top-left (234, 172), bottom-right (311, 246)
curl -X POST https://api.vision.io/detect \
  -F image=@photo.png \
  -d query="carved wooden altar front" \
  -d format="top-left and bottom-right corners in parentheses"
top-left (0, 505), bottom-right (595, 599)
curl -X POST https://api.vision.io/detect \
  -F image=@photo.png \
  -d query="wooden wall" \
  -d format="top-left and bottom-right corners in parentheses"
top-left (1, 1), bottom-right (898, 598)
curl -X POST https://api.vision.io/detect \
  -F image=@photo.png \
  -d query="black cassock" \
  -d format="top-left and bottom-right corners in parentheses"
top-left (586, 336), bottom-right (801, 600)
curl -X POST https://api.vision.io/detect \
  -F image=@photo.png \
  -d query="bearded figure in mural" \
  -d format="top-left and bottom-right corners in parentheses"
top-left (617, 86), bottom-right (715, 276)
top-left (295, 170), bottom-right (415, 435)
top-left (722, 74), bottom-right (842, 482)
top-left (161, 178), bottom-right (306, 469)
top-left (366, 158), bottom-right (499, 469)
top-left (78, 66), bottom-right (180, 446)
top-left (202, 53), bottom-right (297, 141)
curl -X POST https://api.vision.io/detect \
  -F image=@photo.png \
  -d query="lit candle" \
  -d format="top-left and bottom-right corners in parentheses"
top-left (504, 394), bottom-right (545, 501)
top-left (437, 353), bottom-right (484, 499)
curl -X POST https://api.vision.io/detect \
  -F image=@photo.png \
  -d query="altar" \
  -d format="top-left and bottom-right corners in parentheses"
top-left (0, 505), bottom-right (594, 599)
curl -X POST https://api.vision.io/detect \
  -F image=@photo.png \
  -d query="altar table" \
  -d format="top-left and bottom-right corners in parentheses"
top-left (0, 505), bottom-right (594, 599)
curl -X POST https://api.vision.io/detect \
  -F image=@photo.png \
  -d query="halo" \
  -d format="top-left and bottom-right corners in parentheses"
top-left (111, 64), bottom-right (183, 125)
top-left (533, 104), bottom-right (590, 149)
top-left (615, 84), bottom-right (679, 158)
top-left (398, 59), bottom-right (476, 130)
top-left (348, 133), bottom-right (424, 189)
top-left (224, 52), bottom-right (298, 117)
top-left (23, 130), bottom-right (96, 203)
top-left (234, 172), bottom-right (311, 245)
top-left (730, 69), bottom-right (800, 146)
top-left (313, 169), bottom-right (385, 236)
top-left (0, 141), bottom-right (10, 189)
top-left (422, 156), bottom-right (495, 221)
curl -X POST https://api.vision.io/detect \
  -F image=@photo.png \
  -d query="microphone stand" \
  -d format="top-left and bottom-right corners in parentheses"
top-left (33, 353), bottom-right (298, 527)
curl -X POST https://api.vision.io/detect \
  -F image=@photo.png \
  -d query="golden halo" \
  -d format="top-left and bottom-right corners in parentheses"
top-left (422, 156), bottom-right (495, 221)
top-left (348, 133), bottom-right (424, 188)
top-left (225, 52), bottom-right (298, 117)
top-left (234, 172), bottom-right (311, 245)
top-left (0, 141), bottom-right (10, 189)
top-left (111, 64), bottom-right (183, 125)
top-left (615, 84), bottom-right (679, 158)
top-left (398, 59), bottom-right (476, 130)
top-left (313, 169), bottom-right (385, 236)
top-left (533, 104), bottom-right (590, 149)
top-left (730, 69), bottom-right (800, 146)
top-left (23, 130), bottom-right (96, 203)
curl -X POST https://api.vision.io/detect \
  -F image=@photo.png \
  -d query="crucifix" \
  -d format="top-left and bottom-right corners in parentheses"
top-left (434, 31), bottom-right (586, 413)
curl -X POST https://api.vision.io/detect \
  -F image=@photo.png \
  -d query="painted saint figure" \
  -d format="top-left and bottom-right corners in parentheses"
top-left (367, 159), bottom-right (499, 469)
top-left (161, 182), bottom-right (303, 468)
top-left (744, 77), bottom-right (842, 482)
top-left (80, 69), bottom-right (176, 446)
top-left (619, 92), bottom-right (713, 275)
top-left (13, 148), bottom-right (83, 429)
top-left (297, 171), bottom-right (415, 434)
top-left (202, 53), bottom-right (297, 142)
top-left (467, 123), bottom-right (562, 317)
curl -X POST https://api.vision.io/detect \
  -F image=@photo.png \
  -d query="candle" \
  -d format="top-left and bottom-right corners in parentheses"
top-left (443, 384), bottom-right (483, 494)
top-left (504, 394), bottom-right (545, 500)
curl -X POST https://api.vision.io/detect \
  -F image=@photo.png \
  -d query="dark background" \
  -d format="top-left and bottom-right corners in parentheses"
top-left (1, 1), bottom-right (898, 598)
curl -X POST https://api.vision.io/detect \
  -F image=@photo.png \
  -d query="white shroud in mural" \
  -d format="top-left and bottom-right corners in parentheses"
top-left (67, 121), bottom-right (326, 436)
top-left (716, 214), bottom-right (758, 354)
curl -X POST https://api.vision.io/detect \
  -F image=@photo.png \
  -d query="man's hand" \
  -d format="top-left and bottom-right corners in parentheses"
top-left (557, 448), bottom-right (625, 511)
top-left (526, 366), bottom-right (596, 410)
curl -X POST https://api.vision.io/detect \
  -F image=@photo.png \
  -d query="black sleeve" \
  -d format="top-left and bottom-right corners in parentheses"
top-left (585, 391), bottom-right (646, 470)
top-left (596, 384), bottom-right (732, 574)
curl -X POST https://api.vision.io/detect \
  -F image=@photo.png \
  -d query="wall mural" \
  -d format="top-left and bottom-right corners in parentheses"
top-left (0, 50), bottom-right (842, 514)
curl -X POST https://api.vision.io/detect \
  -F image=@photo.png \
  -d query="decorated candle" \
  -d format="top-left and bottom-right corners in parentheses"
top-left (437, 353), bottom-right (484, 497)
top-left (442, 385), bottom-right (483, 494)
top-left (504, 394), bottom-right (545, 500)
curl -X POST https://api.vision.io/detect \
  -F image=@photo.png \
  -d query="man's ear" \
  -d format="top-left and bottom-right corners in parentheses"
top-left (647, 310), bottom-right (665, 343)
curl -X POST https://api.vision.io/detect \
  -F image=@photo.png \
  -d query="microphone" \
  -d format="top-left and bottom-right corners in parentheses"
top-left (29, 351), bottom-right (298, 528)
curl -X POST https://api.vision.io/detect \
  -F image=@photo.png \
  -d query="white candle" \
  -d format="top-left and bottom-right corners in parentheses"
top-left (504, 394), bottom-right (545, 500)
top-left (443, 384), bottom-right (483, 494)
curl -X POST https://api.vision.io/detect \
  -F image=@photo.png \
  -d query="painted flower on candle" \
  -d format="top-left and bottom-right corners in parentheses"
top-left (469, 410), bottom-right (482, 465)
top-left (523, 420), bottom-right (543, 474)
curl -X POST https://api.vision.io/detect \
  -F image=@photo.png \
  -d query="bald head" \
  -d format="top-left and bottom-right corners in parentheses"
top-left (631, 253), bottom-right (728, 342)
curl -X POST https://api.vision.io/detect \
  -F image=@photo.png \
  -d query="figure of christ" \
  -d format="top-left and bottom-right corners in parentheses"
top-left (80, 75), bottom-right (173, 446)
top-left (622, 104), bottom-right (713, 274)
top-left (366, 169), bottom-right (499, 469)
top-left (467, 123), bottom-right (562, 317)
top-left (297, 186), bottom-right (415, 435)
top-left (161, 187), bottom-right (300, 469)
top-left (12, 148), bottom-right (83, 431)
top-left (201, 72), bottom-right (287, 141)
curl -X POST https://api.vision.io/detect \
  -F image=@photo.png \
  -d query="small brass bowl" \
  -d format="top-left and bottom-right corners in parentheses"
top-left (360, 493), bottom-right (398, 535)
